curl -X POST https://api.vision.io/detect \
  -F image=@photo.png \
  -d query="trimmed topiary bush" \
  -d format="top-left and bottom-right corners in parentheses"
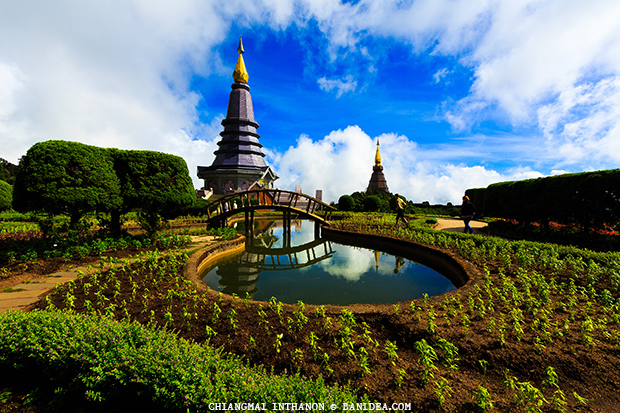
top-left (12, 141), bottom-right (122, 229)
top-left (12, 140), bottom-right (197, 237)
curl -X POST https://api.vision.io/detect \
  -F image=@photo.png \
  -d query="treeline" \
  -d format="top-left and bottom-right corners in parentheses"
top-left (466, 169), bottom-right (620, 230)
top-left (337, 190), bottom-right (460, 216)
top-left (0, 158), bottom-right (17, 211)
top-left (338, 190), bottom-right (394, 212)
top-left (12, 140), bottom-right (196, 237)
top-left (0, 158), bottom-right (17, 185)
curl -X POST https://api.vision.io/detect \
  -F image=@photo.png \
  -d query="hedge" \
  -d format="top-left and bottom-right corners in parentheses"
top-left (466, 169), bottom-right (620, 229)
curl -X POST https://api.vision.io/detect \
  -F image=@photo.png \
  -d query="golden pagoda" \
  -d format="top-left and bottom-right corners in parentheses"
top-left (366, 139), bottom-right (389, 193)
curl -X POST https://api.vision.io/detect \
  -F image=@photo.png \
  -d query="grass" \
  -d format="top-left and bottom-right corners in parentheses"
top-left (1, 287), bottom-right (25, 293)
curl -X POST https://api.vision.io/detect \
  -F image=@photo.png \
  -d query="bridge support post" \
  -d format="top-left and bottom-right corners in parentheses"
top-left (314, 221), bottom-right (321, 239)
top-left (282, 210), bottom-right (291, 248)
top-left (244, 210), bottom-right (255, 238)
top-left (250, 210), bottom-right (255, 237)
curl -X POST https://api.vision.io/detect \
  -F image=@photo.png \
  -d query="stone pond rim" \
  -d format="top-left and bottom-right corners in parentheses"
top-left (184, 226), bottom-right (481, 314)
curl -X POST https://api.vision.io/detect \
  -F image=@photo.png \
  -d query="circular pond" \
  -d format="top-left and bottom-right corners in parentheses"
top-left (200, 220), bottom-right (458, 305)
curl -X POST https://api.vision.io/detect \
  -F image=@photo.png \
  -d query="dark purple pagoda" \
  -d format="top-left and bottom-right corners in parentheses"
top-left (366, 139), bottom-right (389, 193)
top-left (198, 37), bottom-right (278, 195)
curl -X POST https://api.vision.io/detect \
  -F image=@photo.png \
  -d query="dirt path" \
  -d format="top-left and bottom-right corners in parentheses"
top-left (0, 235), bottom-right (215, 314)
top-left (432, 217), bottom-right (489, 234)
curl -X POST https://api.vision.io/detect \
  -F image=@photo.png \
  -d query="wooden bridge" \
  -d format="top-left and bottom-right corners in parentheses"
top-left (204, 189), bottom-right (336, 228)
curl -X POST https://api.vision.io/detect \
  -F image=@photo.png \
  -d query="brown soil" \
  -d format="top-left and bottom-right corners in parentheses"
top-left (2, 229), bottom-right (619, 412)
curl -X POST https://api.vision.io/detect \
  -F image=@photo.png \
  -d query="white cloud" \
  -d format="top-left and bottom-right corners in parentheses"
top-left (397, 163), bottom-right (543, 205)
top-left (537, 76), bottom-right (620, 166)
top-left (0, 62), bottom-right (25, 119)
top-left (317, 75), bottom-right (357, 97)
top-left (271, 124), bottom-right (543, 204)
top-left (273, 126), bottom-right (375, 201)
top-left (432, 68), bottom-right (450, 84)
top-left (291, 0), bottom-right (620, 168)
top-left (318, 244), bottom-right (377, 281)
top-left (0, 0), bottom-right (229, 186)
top-left (2, 0), bottom-right (619, 199)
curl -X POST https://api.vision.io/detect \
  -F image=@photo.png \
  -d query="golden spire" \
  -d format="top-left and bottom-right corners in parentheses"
top-left (374, 139), bottom-right (382, 166)
top-left (232, 37), bottom-right (249, 84)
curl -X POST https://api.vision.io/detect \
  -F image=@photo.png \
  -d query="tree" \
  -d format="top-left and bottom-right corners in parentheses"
top-left (0, 180), bottom-right (12, 211)
top-left (13, 141), bottom-right (197, 238)
top-left (338, 195), bottom-right (356, 211)
top-left (12, 141), bottom-right (122, 229)
top-left (113, 149), bottom-right (196, 237)
top-left (0, 158), bottom-right (17, 185)
top-left (364, 195), bottom-right (383, 212)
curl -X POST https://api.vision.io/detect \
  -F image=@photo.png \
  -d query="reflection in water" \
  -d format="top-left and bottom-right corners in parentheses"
top-left (202, 220), bottom-right (456, 305)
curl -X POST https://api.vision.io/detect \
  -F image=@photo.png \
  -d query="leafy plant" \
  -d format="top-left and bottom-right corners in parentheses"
top-left (274, 333), bottom-right (284, 353)
top-left (384, 340), bottom-right (399, 366)
top-left (433, 376), bottom-right (454, 406)
top-left (474, 386), bottom-right (494, 412)
top-left (414, 339), bottom-right (437, 384)
top-left (0, 310), bottom-right (368, 410)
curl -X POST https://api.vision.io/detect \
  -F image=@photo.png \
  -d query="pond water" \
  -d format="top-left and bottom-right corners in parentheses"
top-left (201, 220), bottom-right (457, 305)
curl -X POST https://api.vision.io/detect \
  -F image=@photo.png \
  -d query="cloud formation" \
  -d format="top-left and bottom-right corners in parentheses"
top-left (1, 0), bottom-right (619, 200)
top-left (317, 75), bottom-right (357, 97)
top-left (312, 0), bottom-right (620, 166)
top-left (271, 125), bottom-right (543, 204)
top-left (0, 1), bottom-right (230, 175)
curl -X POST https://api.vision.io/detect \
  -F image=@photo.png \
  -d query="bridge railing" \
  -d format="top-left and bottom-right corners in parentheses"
top-left (205, 189), bottom-right (336, 223)
top-left (243, 240), bottom-right (335, 271)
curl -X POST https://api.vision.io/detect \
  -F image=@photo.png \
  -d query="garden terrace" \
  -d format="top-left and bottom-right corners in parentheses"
top-left (1, 213), bottom-right (619, 412)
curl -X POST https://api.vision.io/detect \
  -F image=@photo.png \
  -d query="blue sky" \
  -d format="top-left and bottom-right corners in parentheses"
top-left (2, 1), bottom-right (620, 203)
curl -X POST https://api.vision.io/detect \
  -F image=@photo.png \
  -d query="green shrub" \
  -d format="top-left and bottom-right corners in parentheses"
top-left (12, 141), bottom-right (196, 238)
top-left (364, 195), bottom-right (383, 212)
top-left (338, 195), bottom-right (356, 211)
top-left (12, 141), bottom-right (122, 229)
top-left (112, 149), bottom-right (196, 237)
top-left (0, 310), bottom-right (367, 411)
top-left (0, 158), bottom-right (17, 185)
top-left (473, 169), bottom-right (620, 230)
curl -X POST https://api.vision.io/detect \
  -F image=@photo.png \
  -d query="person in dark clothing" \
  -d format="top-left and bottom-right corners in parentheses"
top-left (461, 195), bottom-right (476, 234)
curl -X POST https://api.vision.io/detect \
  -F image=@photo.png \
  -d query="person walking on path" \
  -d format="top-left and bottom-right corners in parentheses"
top-left (394, 194), bottom-right (408, 227)
top-left (461, 195), bottom-right (476, 234)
